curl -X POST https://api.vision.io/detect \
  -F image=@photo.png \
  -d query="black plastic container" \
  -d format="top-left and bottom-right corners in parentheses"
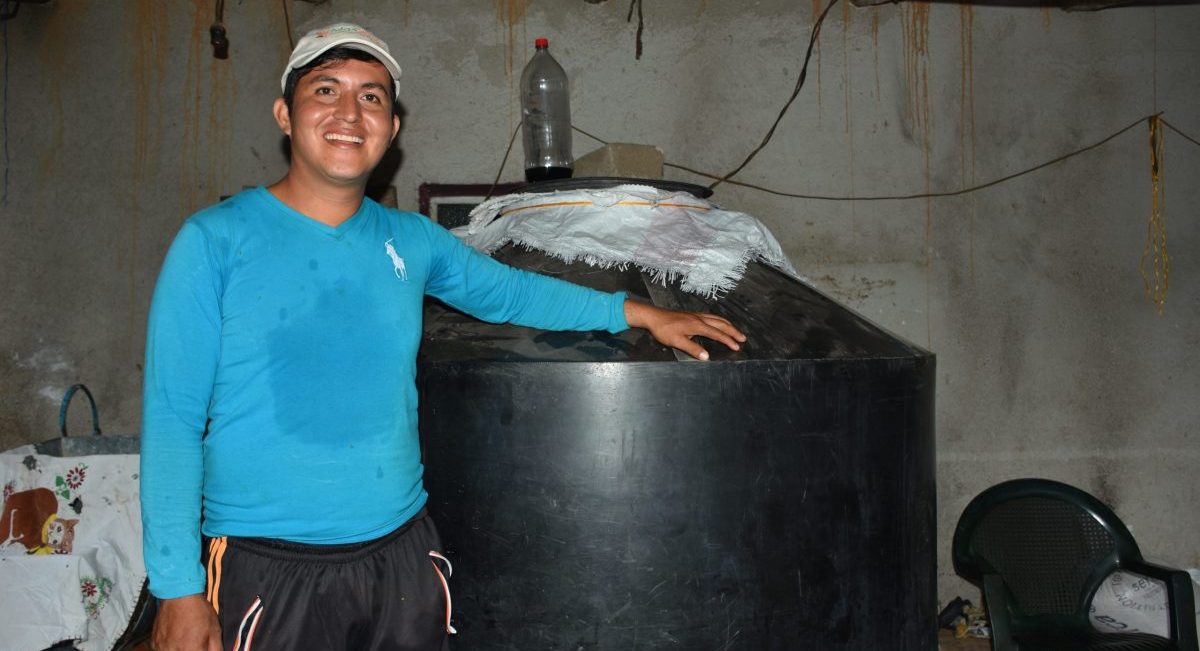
top-left (418, 246), bottom-right (936, 650)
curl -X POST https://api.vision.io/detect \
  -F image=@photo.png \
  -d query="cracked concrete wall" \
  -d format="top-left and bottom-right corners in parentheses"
top-left (1, 0), bottom-right (1196, 607)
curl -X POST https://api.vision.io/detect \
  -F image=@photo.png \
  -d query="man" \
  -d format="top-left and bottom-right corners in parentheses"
top-left (142, 23), bottom-right (744, 651)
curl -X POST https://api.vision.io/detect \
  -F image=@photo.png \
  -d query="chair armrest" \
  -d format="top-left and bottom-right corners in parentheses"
top-left (1121, 560), bottom-right (1198, 649)
top-left (984, 574), bottom-right (1017, 651)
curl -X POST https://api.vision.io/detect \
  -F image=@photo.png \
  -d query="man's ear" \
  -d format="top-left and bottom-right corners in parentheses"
top-left (390, 114), bottom-right (401, 143)
top-left (272, 97), bottom-right (292, 136)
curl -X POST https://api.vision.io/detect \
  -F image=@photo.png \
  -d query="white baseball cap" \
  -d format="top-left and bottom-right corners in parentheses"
top-left (281, 23), bottom-right (402, 99)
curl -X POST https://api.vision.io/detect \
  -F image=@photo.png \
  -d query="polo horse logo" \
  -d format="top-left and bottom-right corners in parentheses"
top-left (384, 239), bottom-right (408, 281)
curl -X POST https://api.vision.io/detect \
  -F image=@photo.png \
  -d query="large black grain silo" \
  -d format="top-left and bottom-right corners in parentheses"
top-left (418, 227), bottom-right (935, 649)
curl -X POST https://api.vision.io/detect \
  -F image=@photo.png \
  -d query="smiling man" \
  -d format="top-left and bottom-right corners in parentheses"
top-left (140, 23), bottom-right (744, 651)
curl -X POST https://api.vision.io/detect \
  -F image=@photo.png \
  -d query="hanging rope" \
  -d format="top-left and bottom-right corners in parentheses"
top-left (626, 0), bottom-right (645, 60)
top-left (1140, 115), bottom-right (1168, 315)
top-left (484, 123), bottom-right (522, 202)
top-left (709, 0), bottom-right (840, 191)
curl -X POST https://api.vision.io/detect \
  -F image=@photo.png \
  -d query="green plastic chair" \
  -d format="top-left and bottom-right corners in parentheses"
top-left (952, 478), bottom-right (1197, 651)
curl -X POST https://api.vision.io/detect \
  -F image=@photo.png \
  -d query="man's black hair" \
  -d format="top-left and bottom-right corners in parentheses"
top-left (283, 46), bottom-right (398, 116)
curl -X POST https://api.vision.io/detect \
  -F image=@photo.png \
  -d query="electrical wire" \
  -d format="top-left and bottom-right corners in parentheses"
top-left (484, 123), bottom-right (522, 201)
top-left (524, 0), bottom-right (1200, 205)
top-left (708, 0), bottom-right (840, 191)
top-left (281, 0), bottom-right (295, 51)
top-left (1162, 118), bottom-right (1200, 149)
top-left (574, 112), bottom-right (1200, 202)
top-left (626, 0), bottom-right (645, 60)
top-left (692, 113), bottom-right (1157, 201)
top-left (510, 115), bottom-right (1197, 204)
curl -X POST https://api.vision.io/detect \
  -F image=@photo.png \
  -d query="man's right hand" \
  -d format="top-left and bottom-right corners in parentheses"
top-left (151, 594), bottom-right (222, 651)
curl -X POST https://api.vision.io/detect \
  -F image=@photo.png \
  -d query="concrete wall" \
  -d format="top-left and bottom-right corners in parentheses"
top-left (1, 0), bottom-right (1197, 606)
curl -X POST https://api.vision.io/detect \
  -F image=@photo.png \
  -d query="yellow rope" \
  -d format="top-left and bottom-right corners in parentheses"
top-left (498, 200), bottom-right (712, 218)
top-left (1140, 116), bottom-right (1169, 315)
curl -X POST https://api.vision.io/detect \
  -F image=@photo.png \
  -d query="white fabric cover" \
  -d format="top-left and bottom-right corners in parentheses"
top-left (456, 184), bottom-right (800, 298)
top-left (1, 446), bottom-right (145, 651)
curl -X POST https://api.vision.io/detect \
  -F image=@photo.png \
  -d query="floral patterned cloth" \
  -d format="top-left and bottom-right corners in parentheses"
top-left (0, 446), bottom-right (144, 651)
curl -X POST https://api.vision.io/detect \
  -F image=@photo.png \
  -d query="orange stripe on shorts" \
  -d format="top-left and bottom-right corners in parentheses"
top-left (206, 536), bottom-right (229, 614)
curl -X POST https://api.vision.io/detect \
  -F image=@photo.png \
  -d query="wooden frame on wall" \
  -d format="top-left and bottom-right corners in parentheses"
top-left (418, 183), bottom-right (523, 229)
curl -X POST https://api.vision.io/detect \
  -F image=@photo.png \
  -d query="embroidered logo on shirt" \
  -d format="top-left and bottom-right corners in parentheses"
top-left (384, 239), bottom-right (408, 281)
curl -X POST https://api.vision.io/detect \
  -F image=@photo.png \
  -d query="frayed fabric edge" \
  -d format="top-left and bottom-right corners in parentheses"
top-left (501, 236), bottom-right (772, 301)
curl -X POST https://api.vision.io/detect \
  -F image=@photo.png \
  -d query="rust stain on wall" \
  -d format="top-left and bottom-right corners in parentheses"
top-left (809, 0), bottom-right (829, 120)
top-left (207, 53), bottom-right (235, 202)
top-left (958, 5), bottom-right (976, 186)
top-left (133, 1), bottom-right (168, 185)
top-left (815, 20), bottom-right (824, 121)
top-left (843, 1), bottom-right (855, 209)
top-left (1041, 7), bottom-right (1053, 31)
top-left (900, 1), bottom-right (933, 346)
top-left (495, 0), bottom-right (529, 79)
top-left (265, 0), bottom-right (289, 73)
top-left (180, 0), bottom-right (233, 215)
top-left (842, 1), bottom-right (851, 134)
top-left (34, 5), bottom-right (72, 182)
top-left (900, 1), bottom-right (931, 139)
top-left (960, 5), bottom-right (977, 279)
top-left (127, 1), bottom-right (169, 355)
top-left (495, 0), bottom-right (528, 145)
top-left (177, 2), bottom-right (231, 216)
top-left (872, 7), bottom-right (881, 105)
top-left (181, 1), bottom-right (206, 214)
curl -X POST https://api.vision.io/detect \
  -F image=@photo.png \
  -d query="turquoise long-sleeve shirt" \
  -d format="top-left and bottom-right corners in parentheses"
top-left (141, 187), bottom-right (628, 599)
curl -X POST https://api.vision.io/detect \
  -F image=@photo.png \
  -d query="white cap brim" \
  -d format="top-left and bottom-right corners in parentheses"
top-left (281, 24), bottom-right (402, 99)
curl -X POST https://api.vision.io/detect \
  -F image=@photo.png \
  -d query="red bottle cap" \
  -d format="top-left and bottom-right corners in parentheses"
top-left (535, 37), bottom-right (549, 48)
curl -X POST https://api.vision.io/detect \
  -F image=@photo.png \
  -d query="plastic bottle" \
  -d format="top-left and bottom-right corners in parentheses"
top-left (520, 37), bottom-right (573, 182)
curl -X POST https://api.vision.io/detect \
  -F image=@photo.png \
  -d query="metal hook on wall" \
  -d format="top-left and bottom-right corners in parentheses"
top-left (210, 0), bottom-right (229, 59)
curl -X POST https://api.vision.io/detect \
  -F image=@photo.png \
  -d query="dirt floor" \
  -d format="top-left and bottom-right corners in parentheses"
top-left (939, 629), bottom-right (992, 650)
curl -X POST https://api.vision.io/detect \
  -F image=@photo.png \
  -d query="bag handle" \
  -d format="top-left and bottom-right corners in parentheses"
top-left (59, 384), bottom-right (102, 438)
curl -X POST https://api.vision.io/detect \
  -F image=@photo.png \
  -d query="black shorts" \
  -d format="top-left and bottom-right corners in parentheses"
top-left (204, 509), bottom-right (454, 651)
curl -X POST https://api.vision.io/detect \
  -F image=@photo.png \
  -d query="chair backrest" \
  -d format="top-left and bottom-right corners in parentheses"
top-left (952, 478), bottom-right (1144, 625)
